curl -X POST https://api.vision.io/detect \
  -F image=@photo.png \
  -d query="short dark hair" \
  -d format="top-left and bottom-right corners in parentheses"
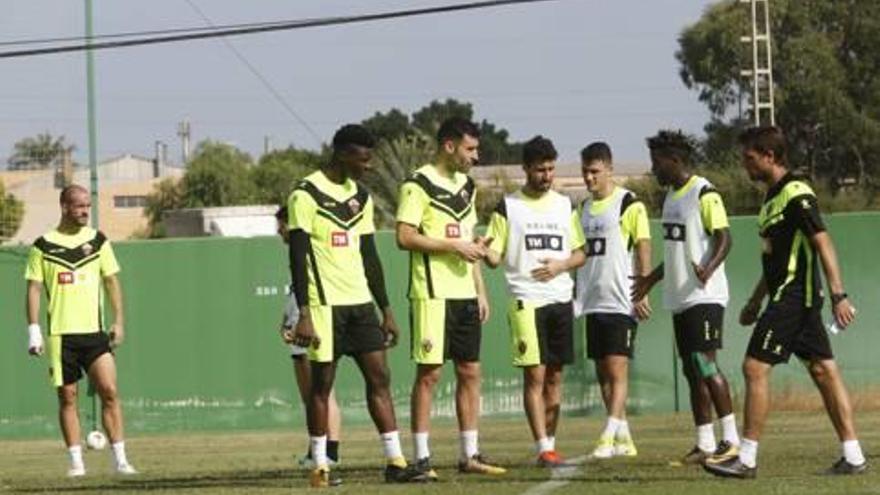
top-left (580, 142), bottom-right (612, 165)
top-left (739, 126), bottom-right (788, 166)
top-left (521, 135), bottom-right (558, 166)
top-left (275, 205), bottom-right (288, 221)
top-left (332, 124), bottom-right (375, 151)
top-left (436, 117), bottom-right (480, 145)
top-left (646, 129), bottom-right (696, 166)
top-left (59, 184), bottom-right (88, 204)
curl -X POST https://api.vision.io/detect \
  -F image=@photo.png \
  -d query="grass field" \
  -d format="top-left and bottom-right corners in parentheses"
top-left (1, 411), bottom-right (877, 494)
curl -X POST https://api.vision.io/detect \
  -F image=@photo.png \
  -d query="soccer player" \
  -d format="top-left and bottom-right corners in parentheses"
top-left (287, 124), bottom-right (424, 487)
top-left (396, 117), bottom-right (505, 479)
top-left (483, 136), bottom-right (586, 467)
top-left (633, 130), bottom-right (740, 464)
top-left (24, 184), bottom-right (137, 477)
top-left (704, 126), bottom-right (866, 478)
top-left (274, 206), bottom-right (342, 468)
top-left (574, 142), bottom-right (652, 458)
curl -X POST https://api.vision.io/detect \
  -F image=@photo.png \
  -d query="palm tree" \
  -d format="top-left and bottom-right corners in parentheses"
top-left (362, 132), bottom-right (434, 229)
top-left (7, 132), bottom-right (74, 170)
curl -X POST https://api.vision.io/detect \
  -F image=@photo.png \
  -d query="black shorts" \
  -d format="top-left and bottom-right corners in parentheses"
top-left (586, 313), bottom-right (638, 360)
top-left (673, 303), bottom-right (724, 355)
top-left (747, 299), bottom-right (833, 365)
top-left (49, 332), bottom-right (112, 387)
top-left (411, 298), bottom-right (481, 364)
top-left (508, 301), bottom-right (574, 367)
top-left (309, 303), bottom-right (386, 362)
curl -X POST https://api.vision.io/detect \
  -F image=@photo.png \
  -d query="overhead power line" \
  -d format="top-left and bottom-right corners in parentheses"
top-left (0, 0), bottom-right (564, 59)
top-left (184, 0), bottom-right (322, 146)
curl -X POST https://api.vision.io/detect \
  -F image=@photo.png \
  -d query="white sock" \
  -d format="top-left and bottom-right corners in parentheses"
top-left (602, 416), bottom-right (624, 438)
top-left (380, 431), bottom-right (403, 460)
top-left (738, 438), bottom-right (758, 468)
top-left (460, 430), bottom-right (479, 460)
top-left (843, 440), bottom-right (866, 465)
top-left (68, 445), bottom-right (84, 468)
top-left (413, 432), bottom-right (430, 460)
top-left (310, 435), bottom-right (328, 468)
top-left (616, 420), bottom-right (631, 439)
top-left (535, 437), bottom-right (553, 454)
top-left (548, 436), bottom-right (556, 451)
top-left (696, 423), bottom-right (716, 453)
top-left (719, 414), bottom-right (740, 446)
top-left (111, 441), bottom-right (128, 467)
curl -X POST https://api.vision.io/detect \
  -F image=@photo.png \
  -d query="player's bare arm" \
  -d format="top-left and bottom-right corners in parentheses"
top-left (103, 274), bottom-right (125, 347)
top-left (811, 231), bottom-right (856, 328)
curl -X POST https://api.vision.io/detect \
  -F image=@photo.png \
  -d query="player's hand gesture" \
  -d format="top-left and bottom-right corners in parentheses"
top-left (27, 324), bottom-right (43, 356)
top-left (739, 298), bottom-right (761, 326)
top-left (452, 240), bottom-right (487, 263)
top-left (832, 297), bottom-right (856, 329)
top-left (692, 262), bottom-right (713, 286)
top-left (531, 258), bottom-right (564, 282)
top-left (629, 274), bottom-right (656, 303)
top-left (280, 324), bottom-right (295, 344)
top-left (293, 313), bottom-right (319, 348)
top-left (633, 297), bottom-right (652, 321)
top-left (477, 294), bottom-right (490, 324)
top-left (109, 323), bottom-right (125, 348)
top-left (380, 307), bottom-right (400, 348)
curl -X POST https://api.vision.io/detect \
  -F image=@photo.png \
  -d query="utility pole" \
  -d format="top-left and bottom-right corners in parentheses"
top-left (740, 0), bottom-right (776, 126)
top-left (85, 0), bottom-right (99, 226)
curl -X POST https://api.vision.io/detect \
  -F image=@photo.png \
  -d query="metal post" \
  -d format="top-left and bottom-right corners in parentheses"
top-left (740, 0), bottom-right (776, 126)
top-left (85, 0), bottom-right (99, 227)
top-left (84, 0), bottom-right (100, 433)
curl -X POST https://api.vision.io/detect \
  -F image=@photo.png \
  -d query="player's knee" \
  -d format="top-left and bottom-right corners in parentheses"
top-left (690, 352), bottom-right (719, 379)
top-left (742, 357), bottom-right (767, 381)
top-left (415, 369), bottom-right (440, 388)
top-left (806, 359), bottom-right (832, 382)
top-left (57, 387), bottom-right (77, 407)
top-left (98, 384), bottom-right (119, 405)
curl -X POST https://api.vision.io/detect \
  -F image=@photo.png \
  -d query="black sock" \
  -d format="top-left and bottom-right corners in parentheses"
top-left (327, 440), bottom-right (340, 462)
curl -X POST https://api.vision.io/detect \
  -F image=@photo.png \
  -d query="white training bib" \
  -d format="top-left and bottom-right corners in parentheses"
top-left (661, 176), bottom-right (729, 312)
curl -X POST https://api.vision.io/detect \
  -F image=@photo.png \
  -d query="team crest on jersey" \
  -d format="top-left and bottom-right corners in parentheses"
top-left (445, 223), bottom-right (461, 239)
top-left (347, 198), bottom-right (361, 214)
top-left (81, 243), bottom-right (93, 256)
top-left (421, 339), bottom-right (433, 354)
top-left (57, 272), bottom-right (75, 285)
top-left (331, 231), bottom-right (349, 247)
top-left (518, 340), bottom-right (527, 355)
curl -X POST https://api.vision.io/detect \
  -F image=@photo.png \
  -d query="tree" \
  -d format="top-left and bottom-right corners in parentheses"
top-left (179, 141), bottom-right (256, 207)
top-left (143, 177), bottom-right (184, 237)
top-left (677, 0), bottom-right (880, 192)
top-left (361, 108), bottom-right (412, 144)
top-left (7, 132), bottom-right (75, 170)
top-left (252, 147), bottom-right (322, 205)
top-left (361, 132), bottom-right (434, 228)
top-left (361, 98), bottom-right (524, 165)
top-left (0, 179), bottom-right (24, 240)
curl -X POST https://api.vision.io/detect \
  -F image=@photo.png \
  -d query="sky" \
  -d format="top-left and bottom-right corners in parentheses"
top-left (0, 0), bottom-right (720, 170)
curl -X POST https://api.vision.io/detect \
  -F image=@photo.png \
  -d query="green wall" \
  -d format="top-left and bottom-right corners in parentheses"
top-left (1, 213), bottom-right (877, 438)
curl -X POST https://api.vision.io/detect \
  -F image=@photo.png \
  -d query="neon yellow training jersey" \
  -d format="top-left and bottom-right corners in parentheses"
top-left (25, 227), bottom-right (120, 335)
top-left (396, 164), bottom-right (478, 300)
top-left (287, 170), bottom-right (375, 307)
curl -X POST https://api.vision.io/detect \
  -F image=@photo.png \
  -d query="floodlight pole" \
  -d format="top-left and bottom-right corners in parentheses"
top-left (85, 0), bottom-right (99, 226)
top-left (84, 0), bottom-right (99, 432)
top-left (740, 0), bottom-right (776, 126)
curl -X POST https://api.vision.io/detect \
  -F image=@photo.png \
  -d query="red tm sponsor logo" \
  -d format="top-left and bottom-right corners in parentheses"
top-left (445, 223), bottom-right (461, 239)
top-left (331, 231), bottom-right (349, 247)
top-left (57, 272), bottom-right (74, 284)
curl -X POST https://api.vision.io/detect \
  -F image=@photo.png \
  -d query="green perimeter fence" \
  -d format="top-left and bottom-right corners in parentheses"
top-left (1, 214), bottom-right (877, 438)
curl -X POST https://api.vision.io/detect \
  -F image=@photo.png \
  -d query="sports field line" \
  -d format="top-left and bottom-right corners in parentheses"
top-left (520, 455), bottom-right (587, 495)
